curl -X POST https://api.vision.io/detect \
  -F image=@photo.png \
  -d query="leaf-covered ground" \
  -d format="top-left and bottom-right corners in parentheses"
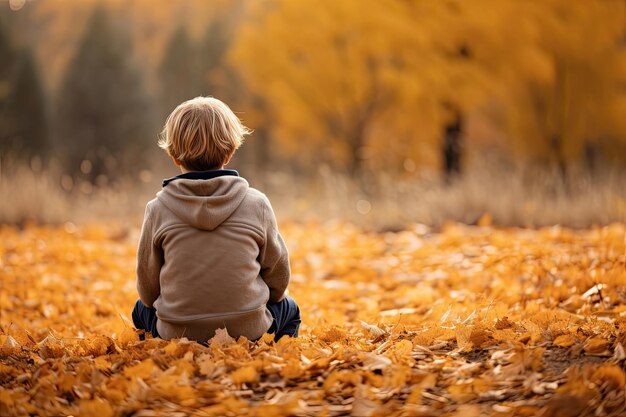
top-left (1, 222), bottom-right (625, 416)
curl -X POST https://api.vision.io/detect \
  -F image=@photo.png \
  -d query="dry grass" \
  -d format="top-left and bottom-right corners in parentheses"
top-left (0, 160), bottom-right (152, 226)
top-left (271, 164), bottom-right (626, 229)
top-left (1, 159), bottom-right (625, 228)
top-left (0, 163), bottom-right (73, 225)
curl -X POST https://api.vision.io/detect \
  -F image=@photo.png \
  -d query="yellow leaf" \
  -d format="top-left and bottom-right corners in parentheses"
top-left (553, 334), bottom-right (578, 348)
top-left (231, 366), bottom-right (258, 385)
top-left (197, 354), bottom-right (216, 377)
top-left (0, 335), bottom-right (19, 354)
top-left (314, 326), bottom-right (346, 343)
top-left (360, 321), bottom-right (386, 338)
top-left (584, 338), bottom-right (611, 356)
top-left (118, 326), bottom-right (138, 346)
top-left (210, 328), bottom-right (235, 345)
top-left (281, 359), bottom-right (305, 379)
top-left (93, 356), bottom-right (111, 372)
top-left (163, 340), bottom-right (179, 355)
top-left (477, 213), bottom-right (493, 227)
top-left (123, 358), bottom-right (159, 380)
top-left (385, 339), bottom-right (414, 365)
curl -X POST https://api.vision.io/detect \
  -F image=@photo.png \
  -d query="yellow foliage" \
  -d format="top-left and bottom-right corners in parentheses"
top-left (0, 222), bottom-right (624, 416)
top-left (231, 0), bottom-right (626, 169)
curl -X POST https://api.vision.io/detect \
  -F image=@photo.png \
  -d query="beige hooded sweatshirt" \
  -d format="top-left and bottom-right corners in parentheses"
top-left (136, 172), bottom-right (290, 342)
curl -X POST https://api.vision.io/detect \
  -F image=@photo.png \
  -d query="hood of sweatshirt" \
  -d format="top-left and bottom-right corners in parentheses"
top-left (156, 173), bottom-right (249, 231)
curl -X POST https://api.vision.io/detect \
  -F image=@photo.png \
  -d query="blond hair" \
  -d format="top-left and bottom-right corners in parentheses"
top-left (158, 97), bottom-right (251, 171)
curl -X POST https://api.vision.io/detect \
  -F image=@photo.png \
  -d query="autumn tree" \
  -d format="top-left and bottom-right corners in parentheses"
top-left (481, 1), bottom-right (626, 174)
top-left (232, 1), bottom-right (396, 177)
top-left (442, 105), bottom-right (463, 182)
top-left (8, 0), bottom-right (625, 180)
top-left (231, 0), bottom-right (626, 179)
top-left (231, 0), bottom-right (489, 178)
top-left (55, 6), bottom-right (154, 181)
top-left (0, 18), bottom-right (48, 161)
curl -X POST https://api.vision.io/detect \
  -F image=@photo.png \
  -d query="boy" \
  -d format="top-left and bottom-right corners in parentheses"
top-left (132, 97), bottom-right (300, 343)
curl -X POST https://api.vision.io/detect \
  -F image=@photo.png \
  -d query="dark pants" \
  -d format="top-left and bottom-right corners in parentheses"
top-left (132, 296), bottom-right (301, 342)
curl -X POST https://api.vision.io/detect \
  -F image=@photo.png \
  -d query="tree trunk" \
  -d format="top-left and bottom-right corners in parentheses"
top-left (442, 113), bottom-right (463, 183)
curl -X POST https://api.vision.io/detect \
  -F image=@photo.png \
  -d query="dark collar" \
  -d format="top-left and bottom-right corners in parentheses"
top-left (162, 169), bottom-right (239, 187)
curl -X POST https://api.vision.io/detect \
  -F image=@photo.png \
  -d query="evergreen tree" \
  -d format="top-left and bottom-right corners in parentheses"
top-left (0, 19), bottom-right (48, 161)
top-left (9, 50), bottom-right (48, 155)
top-left (197, 18), bottom-right (272, 181)
top-left (159, 26), bottom-right (201, 119)
top-left (0, 17), bottom-right (17, 153)
top-left (55, 6), bottom-right (153, 180)
top-left (0, 17), bottom-right (13, 93)
top-left (197, 19), bottom-right (232, 97)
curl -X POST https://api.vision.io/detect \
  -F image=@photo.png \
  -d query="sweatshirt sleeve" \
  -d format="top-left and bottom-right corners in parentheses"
top-left (136, 203), bottom-right (163, 308)
top-left (259, 198), bottom-right (291, 303)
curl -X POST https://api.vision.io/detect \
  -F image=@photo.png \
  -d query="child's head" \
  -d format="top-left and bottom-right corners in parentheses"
top-left (158, 97), bottom-right (251, 171)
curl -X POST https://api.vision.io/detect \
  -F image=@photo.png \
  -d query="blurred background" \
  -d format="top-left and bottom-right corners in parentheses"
top-left (1, 0), bottom-right (625, 227)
